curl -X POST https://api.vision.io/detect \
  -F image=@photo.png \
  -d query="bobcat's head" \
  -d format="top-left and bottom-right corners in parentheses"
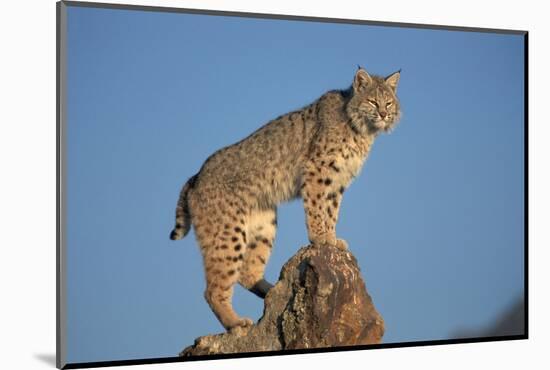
top-left (346, 67), bottom-right (401, 134)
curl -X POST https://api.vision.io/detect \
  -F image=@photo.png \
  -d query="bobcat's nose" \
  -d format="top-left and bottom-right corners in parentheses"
top-left (379, 111), bottom-right (388, 119)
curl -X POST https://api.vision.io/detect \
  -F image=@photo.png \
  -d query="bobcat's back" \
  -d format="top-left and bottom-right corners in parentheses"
top-left (194, 102), bottom-right (322, 208)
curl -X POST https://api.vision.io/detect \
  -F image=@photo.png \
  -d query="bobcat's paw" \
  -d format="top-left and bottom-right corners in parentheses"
top-left (310, 234), bottom-right (337, 248)
top-left (228, 317), bottom-right (254, 336)
top-left (335, 238), bottom-right (349, 251)
top-left (310, 235), bottom-right (348, 251)
top-left (310, 237), bottom-right (330, 248)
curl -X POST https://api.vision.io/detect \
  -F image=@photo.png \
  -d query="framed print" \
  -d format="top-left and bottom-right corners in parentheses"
top-left (57, 1), bottom-right (527, 368)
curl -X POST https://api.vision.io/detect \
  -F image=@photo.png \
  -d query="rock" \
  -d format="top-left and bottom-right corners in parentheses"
top-left (180, 244), bottom-right (384, 356)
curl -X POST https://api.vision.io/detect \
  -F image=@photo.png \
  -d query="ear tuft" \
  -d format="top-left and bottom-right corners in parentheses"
top-left (385, 70), bottom-right (401, 92)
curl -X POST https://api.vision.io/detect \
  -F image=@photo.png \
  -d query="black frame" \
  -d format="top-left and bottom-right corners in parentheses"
top-left (56, 1), bottom-right (528, 368)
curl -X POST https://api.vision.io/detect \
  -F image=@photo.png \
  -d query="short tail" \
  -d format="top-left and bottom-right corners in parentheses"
top-left (170, 174), bottom-right (197, 240)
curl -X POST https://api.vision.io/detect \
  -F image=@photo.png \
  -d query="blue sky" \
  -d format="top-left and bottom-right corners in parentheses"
top-left (65, 5), bottom-right (525, 364)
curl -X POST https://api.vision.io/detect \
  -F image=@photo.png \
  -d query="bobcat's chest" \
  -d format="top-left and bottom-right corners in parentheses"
top-left (338, 153), bottom-right (367, 187)
top-left (336, 136), bottom-right (374, 187)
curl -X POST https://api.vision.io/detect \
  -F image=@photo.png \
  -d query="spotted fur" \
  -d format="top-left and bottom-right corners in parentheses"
top-left (170, 67), bottom-right (401, 331)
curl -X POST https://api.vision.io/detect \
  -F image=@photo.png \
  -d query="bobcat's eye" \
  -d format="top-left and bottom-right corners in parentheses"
top-left (368, 100), bottom-right (378, 107)
top-left (386, 101), bottom-right (393, 107)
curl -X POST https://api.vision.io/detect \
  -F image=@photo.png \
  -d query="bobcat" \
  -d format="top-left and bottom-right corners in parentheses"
top-left (170, 67), bottom-right (401, 331)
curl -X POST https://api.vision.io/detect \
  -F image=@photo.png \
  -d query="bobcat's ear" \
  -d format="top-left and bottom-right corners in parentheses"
top-left (385, 70), bottom-right (401, 92)
top-left (353, 68), bottom-right (372, 92)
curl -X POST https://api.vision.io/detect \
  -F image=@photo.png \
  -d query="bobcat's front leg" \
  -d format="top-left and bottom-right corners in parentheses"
top-left (301, 161), bottom-right (348, 251)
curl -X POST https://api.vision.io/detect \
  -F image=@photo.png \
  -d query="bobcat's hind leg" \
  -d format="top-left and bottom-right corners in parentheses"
top-left (239, 207), bottom-right (277, 298)
top-left (204, 276), bottom-right (253, 331)
top-left (191, 194), bottom-right (253, 331)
